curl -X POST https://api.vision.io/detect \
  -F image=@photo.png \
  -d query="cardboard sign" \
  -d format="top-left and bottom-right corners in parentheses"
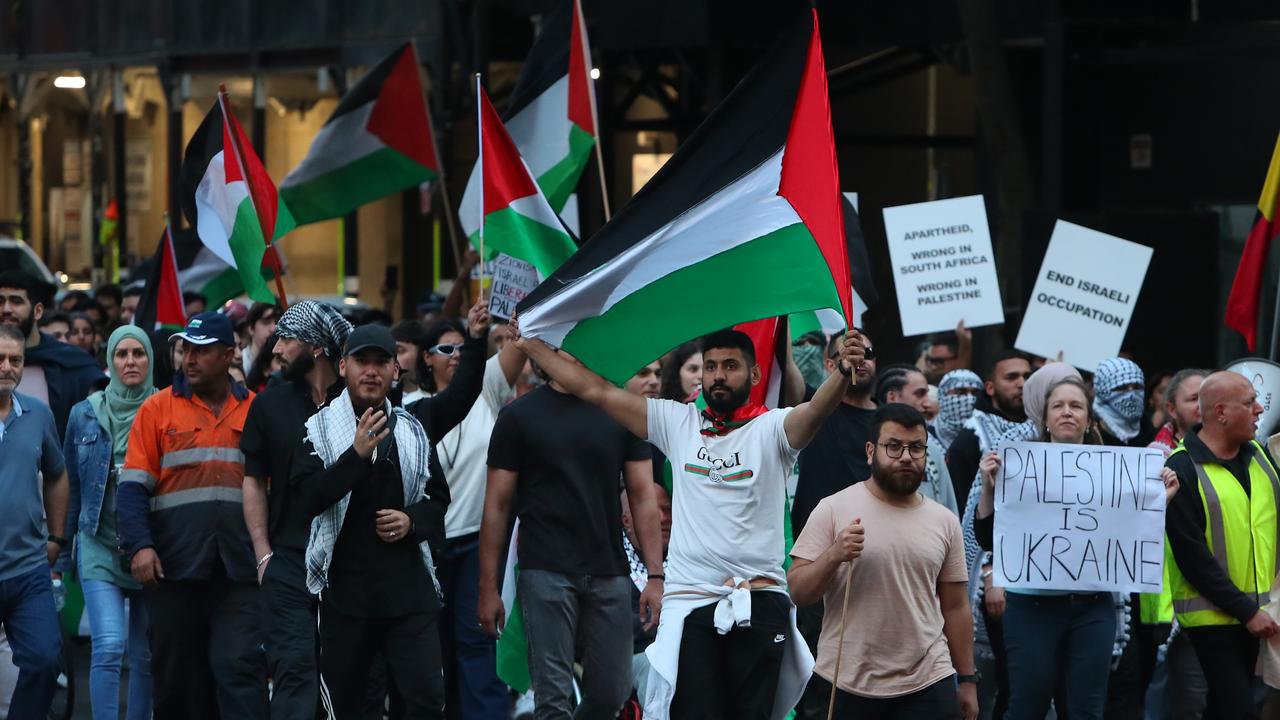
top-left (487, 254), bottom-right (540, 321)
top-left (993, 441), bottom-right (1167, 594)
top-left (883, 195), bottom-right (1004, 336)
top-left (1015, 221), bottom-right (1152, 372)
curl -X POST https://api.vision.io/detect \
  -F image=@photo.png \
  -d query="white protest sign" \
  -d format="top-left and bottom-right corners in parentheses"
top-left (1015, 221), bottom-right (1152, 372)
top-left (883, 195), bottom-right (1004, 337)
top-left (487, 254), bottom-right (540, 321)
top-left (993, 441), bottom-right (1167, 594)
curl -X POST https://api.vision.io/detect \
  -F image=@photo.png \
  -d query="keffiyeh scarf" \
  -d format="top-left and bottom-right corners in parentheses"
top-left (276, 300), bottom-right (353, 359)
top-left (934, 370), bottom-right (983, 450)
top-left (303, 389), bottom-right (439, 596)
top-left (1093, 357), bottom-right (1145, 442)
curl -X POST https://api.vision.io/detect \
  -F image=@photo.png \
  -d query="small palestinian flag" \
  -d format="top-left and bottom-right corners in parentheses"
top-left (132, 224), bottom-right (187, 332)
top-left (470, 84), bottom-right (577, 278)
top-left (1225, 131), bottom-right (1280, 351)
top-left (517, 9), bottom-right (853, 384)
top-left (128, 227), bottom-right (283, 311)
top-left (180, 91), bottom-right (293, 305)
top-left (281, 42), bottom-right (441, 226)
top-left (461, 0), bottom-right (598, 227)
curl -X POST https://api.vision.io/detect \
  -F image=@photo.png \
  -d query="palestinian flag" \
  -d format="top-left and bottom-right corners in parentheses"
top-left (132, 225), bottom-right (187, 332)
top-left (180, 91), bottom-right (294, 305)
top-left (281, 43), bottom-right (441, 226)
top-left (469, 85), bottom-right (577, 277)
top-left (128, 227), bottom-right (283, 311)
top-left (1225, 132), bottom-right (1280, 351)
top-left (461, 0), bottom-right (598, 227)
top-left (517, 9), bottom-right (853, 383)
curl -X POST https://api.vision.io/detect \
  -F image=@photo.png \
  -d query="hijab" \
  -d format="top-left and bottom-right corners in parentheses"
top-left (1024, 362), bottom-right (1083, 437)
top-left (89, 326), bottom-right (156, 463)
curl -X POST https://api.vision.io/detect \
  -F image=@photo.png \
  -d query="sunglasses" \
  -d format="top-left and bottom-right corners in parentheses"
top-left (428, 343), bottom-right (459, 356)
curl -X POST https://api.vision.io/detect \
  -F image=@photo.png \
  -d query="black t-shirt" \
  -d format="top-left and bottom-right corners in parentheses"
top-left (487, 386), bottom-right (648, 576)
top-left (790, 402), bottom-right (875, 536)
top-left (240, 378), bottom-right (343, 551)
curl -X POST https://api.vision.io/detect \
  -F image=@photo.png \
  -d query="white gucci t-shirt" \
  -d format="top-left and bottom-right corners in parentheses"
top-left (646, 398), bottom-right (801, 587)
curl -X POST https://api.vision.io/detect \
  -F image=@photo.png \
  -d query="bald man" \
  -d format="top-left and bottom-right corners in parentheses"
top-left (1164, 371), bottom-right (1279, 720)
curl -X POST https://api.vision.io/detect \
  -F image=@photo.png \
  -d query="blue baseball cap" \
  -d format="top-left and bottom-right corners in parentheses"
top-left (173, 311), bottom-right (236, 347)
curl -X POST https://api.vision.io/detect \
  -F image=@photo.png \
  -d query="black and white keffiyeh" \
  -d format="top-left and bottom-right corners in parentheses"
top-left (1093, 357), bottom-right (1145, 442)
top-left (276, 300), bottom-right (353, 359)
top-left (934, 370), bottom-right (983, 451)
top-left (303, 389), bottom-right (439, 596)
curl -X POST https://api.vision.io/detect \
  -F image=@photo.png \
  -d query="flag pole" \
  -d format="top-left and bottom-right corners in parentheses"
top-left (217, 83), bottom-right (290, 309)
top-left (577, 0), bottom-right (611, 222)
top-left (410, 43), bottom-right (464, 270)
top-left (475, 73), bottom-right (487, 297)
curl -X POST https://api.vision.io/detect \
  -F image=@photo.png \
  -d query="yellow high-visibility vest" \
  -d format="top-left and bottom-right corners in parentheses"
top-left (1166, 441), bottom-right (1280, 627)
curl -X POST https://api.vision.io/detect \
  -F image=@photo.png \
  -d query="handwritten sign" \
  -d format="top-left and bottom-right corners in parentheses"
top-left (883, 195), bottom-right (1004, 336)
top-left (994, 441), bottom-right (1167, 594)
top-left (1015, 221), bottom-right (1152, 372)
top-left (487, 254), bottom-right (540, 321)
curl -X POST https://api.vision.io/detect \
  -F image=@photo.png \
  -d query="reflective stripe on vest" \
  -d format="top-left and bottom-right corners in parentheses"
top-left (1168, 442), bottom-right (1280, 625)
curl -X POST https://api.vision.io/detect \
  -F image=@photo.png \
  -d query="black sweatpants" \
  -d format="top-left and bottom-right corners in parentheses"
top-left (1185, 624), bottom-right (1262, 720)
top-left (834, 676), bottom-right (960, 720)
top-left (148, 578), bottom-right (267, 720)
top-left (670, 590), bottom-right (792, 719)
top-left (318, 603), bottom-right (445, 720)
top-left (259, 548), bottom-right (318, 720)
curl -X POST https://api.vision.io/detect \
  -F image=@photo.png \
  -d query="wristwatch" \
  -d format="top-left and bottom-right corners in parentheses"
top-left (47, 534), bottom-right (68, 548)
top-left (957, 672), bottom-right (982, 685)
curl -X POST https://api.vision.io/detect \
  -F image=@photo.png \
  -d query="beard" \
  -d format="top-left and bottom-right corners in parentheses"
top-left (704, 379), bottom-right (751, 414)
top-left (2, 311), bottom-right (34, 340)
top-left (281, 350), bottom-right (315, 382)
top-left (871, 455), bottom-right (924, 496)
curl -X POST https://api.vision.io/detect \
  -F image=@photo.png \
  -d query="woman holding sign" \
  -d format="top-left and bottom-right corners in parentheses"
top-left (973, 378), bottom-right (1179, 720)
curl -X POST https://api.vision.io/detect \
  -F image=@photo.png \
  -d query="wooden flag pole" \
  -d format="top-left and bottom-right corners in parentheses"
top-left (217, 83), bottom-right (289, 308)
top-left (410, 43), bottom-right (464, 270)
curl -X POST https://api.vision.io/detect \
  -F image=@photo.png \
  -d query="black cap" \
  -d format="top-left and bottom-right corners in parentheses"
top-left (344, 324), bottom-right (396, 357)
top-left (173, 311), bottom-right (236, 347)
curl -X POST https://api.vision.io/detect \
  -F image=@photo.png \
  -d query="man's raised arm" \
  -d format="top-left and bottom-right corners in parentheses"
top-left (514, 331), bottom-right (649, 440)
top-left (783, 330), bottom-right (865, 449)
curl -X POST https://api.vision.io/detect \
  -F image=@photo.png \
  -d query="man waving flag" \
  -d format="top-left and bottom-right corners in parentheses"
top-left (515, 9), bottom-right (853, 385)
top-left (180, 90), bottom-right (293, 304)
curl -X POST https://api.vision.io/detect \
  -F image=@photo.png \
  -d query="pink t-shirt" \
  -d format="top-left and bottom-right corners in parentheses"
top-left (791, 481), bottom-right (968, 698)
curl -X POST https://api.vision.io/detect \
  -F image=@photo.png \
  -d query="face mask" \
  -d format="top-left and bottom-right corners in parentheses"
top-left (793, 343), bottom-right (826, 390)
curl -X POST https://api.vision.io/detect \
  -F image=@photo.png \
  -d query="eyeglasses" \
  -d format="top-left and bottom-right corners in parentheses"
top-left (428, 343), bottom-right (458, 356)
top-left (925, 354), bottom-right (956, 368)
top-left (879, 441), bottom-right (927, 459)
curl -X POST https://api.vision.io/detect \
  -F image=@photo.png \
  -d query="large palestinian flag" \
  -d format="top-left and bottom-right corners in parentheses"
top-left (461, 0), bottom-right (598, 231)
top-left (1225, 132), bottom-right (1280, 351)
top-left (281, 42), bottom-right (441, 226)
top-left (472, 85), bottom-right (578, 277)
top-left (517, 9), bottom-right (853, 384)
top-left (180, 92), bottom-right (294, 305)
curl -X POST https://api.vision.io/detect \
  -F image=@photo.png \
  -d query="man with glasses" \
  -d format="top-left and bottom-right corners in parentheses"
top-left (789, 403), bottom-right (978, 720)
top-left (921, 322), bottom-right (972, 385)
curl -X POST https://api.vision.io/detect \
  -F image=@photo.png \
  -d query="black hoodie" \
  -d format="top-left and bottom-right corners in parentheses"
top-left (24, 331), bottom-right (105, 437)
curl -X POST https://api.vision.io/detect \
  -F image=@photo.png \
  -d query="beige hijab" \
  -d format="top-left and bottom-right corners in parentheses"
top-left (1023, 362), bottom-right (1082, 436)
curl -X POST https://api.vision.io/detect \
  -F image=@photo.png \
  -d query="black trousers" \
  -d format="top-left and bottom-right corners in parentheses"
top-left (834, 676), bottom-right (960, 720)
top-left (148, 578), bottom-right (267, 720)
top-left (259, 548), bottom-right (319, 720)
top-left (319, 602), bottom-right (445, 720)
top-left (670, 591), bottom-right (792, 719)
top-left (1185, 624), bottom-right (1261, 720)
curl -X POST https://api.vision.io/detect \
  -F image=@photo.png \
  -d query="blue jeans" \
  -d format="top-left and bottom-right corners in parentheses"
top-left (438, 537), bottom-right (510, 719)
top-left (82, 579), bottom-right (153, 720)
top-left (1004, 592), bottom-right (1115, 720)
top-left (519, 570), bottom-right (633, 720)
top-left (0, 564), bottom-right (62, 718)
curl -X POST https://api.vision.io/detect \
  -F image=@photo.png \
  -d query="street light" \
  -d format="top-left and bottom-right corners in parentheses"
top-left (54, 75), bottom-right (86, 89)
